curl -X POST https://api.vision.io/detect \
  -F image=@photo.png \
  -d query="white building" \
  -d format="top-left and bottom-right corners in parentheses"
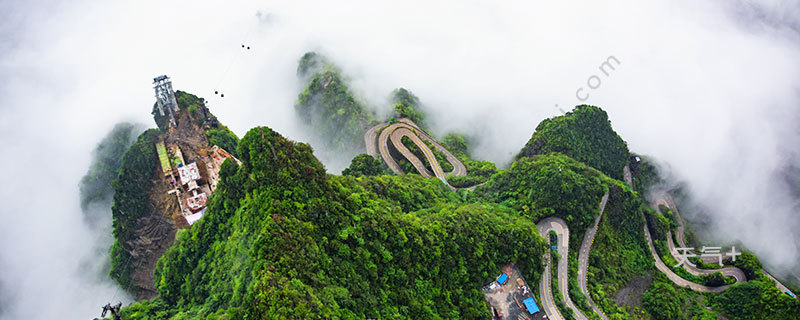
top-left (178, 162), bottom-right (201, 185)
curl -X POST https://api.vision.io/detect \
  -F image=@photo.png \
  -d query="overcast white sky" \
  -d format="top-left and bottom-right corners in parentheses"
top-left (1, 0), bottom-right (799, 319)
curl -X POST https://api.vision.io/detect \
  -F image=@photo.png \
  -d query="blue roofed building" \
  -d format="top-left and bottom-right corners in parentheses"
top-left (483, 265), bottom-right (544, 320)
top-left (523, 297), bottom-right (540, 315)
top-left (497, 273), bottom-right (508, 285)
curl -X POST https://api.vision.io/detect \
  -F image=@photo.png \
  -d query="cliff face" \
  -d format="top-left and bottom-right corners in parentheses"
top-left (109, 128), bottom-right (165, 298)
top-left (125, 159), bottom-right (180, 300)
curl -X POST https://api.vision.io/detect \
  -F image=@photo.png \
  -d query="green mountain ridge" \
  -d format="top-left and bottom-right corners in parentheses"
top-left (93, 54), bottom-right (800, 319)
top-left (121, 126), bottom-right (549, 319)
top-left (295, 52), bottom-right (376, 156)
top-left (518, 105), bottom-right (629, 180)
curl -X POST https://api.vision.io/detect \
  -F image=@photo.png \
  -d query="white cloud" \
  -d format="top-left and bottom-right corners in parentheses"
top-left (1, 0), bottom-right (799, 318)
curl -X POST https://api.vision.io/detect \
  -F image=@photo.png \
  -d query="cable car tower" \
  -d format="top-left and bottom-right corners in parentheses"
top-left (153, 75), bottom-right (179, 127)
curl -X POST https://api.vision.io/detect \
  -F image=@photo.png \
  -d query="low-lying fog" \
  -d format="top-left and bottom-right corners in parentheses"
top-left (1, 1), bottom-right (798, 318)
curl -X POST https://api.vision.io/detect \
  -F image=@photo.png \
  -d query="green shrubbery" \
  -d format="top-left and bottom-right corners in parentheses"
top-left (108, 76), bottom-right (799, 319)
top-left (586, 185), bottom-right (652, 319)
top-left (446, 174), bottom-right (488, 188)
top-left (630, 155), bottom-right (660, 194)
top-left (391, 88), bottom-right (426, 129)
top-left (642, 274), bottom-right (718, 320)
top-left (205, 127), bottom-right (239, 157)
top-left (711, 278), bottom-right (800, 319)
top-left (342, 154), bottom-right (387, 177)
top-left (394, 136), bottom-right (455, 174)
top-left (518, 105), bottom-right (629, 180)
top-left (123, 126), bottom-right (548, 319)
top-left (109, 129), bottom-right (161, 293)
top-left (475, 153), bottom-right (608, 248)
top-left (80, 122), bottom-right (140, 212)
top-left (295, 53), bottom-right (374, 155)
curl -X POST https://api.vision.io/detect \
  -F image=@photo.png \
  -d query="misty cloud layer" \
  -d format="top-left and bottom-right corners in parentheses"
top-left (1, 0), bottom-right (799, 318)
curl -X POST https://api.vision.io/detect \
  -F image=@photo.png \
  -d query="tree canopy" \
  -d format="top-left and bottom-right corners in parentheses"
top-left (122, 126), bottom-right (548, 319)
top-left (518, 105), bottom-right (629, 180)
top-left (342, 154), bottom-right (387, 177)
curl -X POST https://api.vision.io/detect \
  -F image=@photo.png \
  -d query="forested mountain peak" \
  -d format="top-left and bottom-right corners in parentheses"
top-left (518, 105), bottom-right (629, 180)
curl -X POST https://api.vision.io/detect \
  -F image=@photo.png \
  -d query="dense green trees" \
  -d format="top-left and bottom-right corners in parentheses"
top-left (440, 133), bottom-right (495, 187)
top-left (642, 274), bottom-right (718, 320)
top-left (107, 83), bottom-right (800, 319)
top-left (711, 278), bottom-right (800, 319)
top-left (586, 185), bottom-right (652, 319)
top-left (629, 155), bottom-right (660, 194)
top-left (394, 136), bottom-right (454, 174)
top-left (476, 153), bottom-right (607, 248)
top-left (342, 154), bottom-right (387, 177)
top-left (442, 134), bottom-right (468, 156)
top-left (726, 251), bottom-right (762, 281)
top-left (152, 91), bottom-right (211, 130)
top-left (391, 88), bottom-right (426, 129)
top-left (80, 122), bottom-right (141, 214)
top-left (424, 140), bottom-right (454, 172)
top-left (446, 175), bottom-right (488, 188)
top-left (517, 105), bottom-right (629, 180)
top-left (109, 129), bottom-right (162, 293)
top-left (297, 52), bottom-right (326, 77)
top-left (295, 53), bottom-right (374, 155)
top-left (205, 127), bottom-right (239, 157)
top-left (642, 280), bottom-right (683, 320)
top-left (175, 90), bottom-right (204, 113)
top-left (122, 126), bottom-right (547, 319)
top-left (398, 136), bottom-right (430, 173)
top-left (645, 208), bottom-right (672, 242)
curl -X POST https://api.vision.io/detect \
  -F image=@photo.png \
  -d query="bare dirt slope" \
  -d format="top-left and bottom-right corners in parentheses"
top-left (126, 110), bottom-right (208, 299)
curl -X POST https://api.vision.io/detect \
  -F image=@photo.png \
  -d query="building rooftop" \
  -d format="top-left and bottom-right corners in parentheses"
top-left (523, 297), bottom-right (540, 315)
top-left (178, 162), bottom-right (201, 185)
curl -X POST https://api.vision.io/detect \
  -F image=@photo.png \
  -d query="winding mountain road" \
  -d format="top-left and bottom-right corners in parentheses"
top-left (538, 241), bottom-right (563, 320)
top-left (642, 214), bottom-right (732, 293)
top-left (365, 119), bottom-right (466, 182)
top-left (652, 192), bottom-right (795, 296)
top-left (390, 127), bottom-right (439, 178)
top-left (363, 121), bottom-right (388, 157)
top-left (363, 124), bottom-right (798, 319)
top-left (629, 167), bottom-right (737, 292)
top-left (537, 217), bottom-right (587, 320)
top-left (654, 196), bottom-right (746, 282)
top-left (395, 119), bottom-right (466, 177)
top-left (577, 192), bottom-right (610, 320)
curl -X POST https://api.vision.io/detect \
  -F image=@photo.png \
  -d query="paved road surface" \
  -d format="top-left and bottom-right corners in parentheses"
top-left (763, 270), bottom-right (797, 298)
top-left (653, 192), bottom-right (795, 297)
top-left (623, 165), bottom-right (632, 185)
top-left (364, 121), bottom-right (388, 157)
top-left (650, 196), bottom-right (747, 283)
top-left (538, 246), bottom-right (564, 320)
top-left (390, 127), bottom-right (439, 178)
top-left (375, 122), bottom-right (405, 175)
top-left (577, 192), bottom-right (610, 320)
top-left (535, 194), bottom-right (612, 320)
top-left (642, 215), bottom-right (731, 293)
top-left (625, 166), bottom-right (730, 292)
top-left (538, 217), bottom-right (589, 320)
top-left (396, 119), bottom-right (466, 177)
top-left (365, 119), bottom-right (466, 183)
